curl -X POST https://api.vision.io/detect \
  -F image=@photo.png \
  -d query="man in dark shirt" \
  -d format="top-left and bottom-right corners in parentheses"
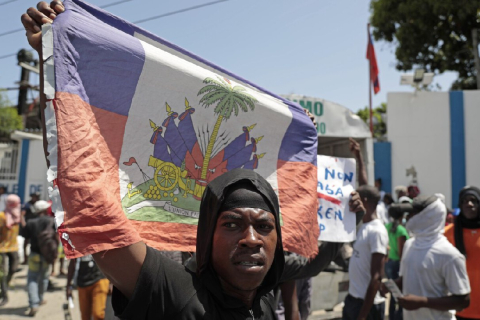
top-left (22, 200), bottom-right (56, 316)
top-left (21, 193), bottom-right (40, 265)
top-left (22, 3), bottom-right (366, 319)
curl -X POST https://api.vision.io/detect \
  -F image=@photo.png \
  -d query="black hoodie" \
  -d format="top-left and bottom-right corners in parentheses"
top-left (113, 169), bottom-right (285, 319)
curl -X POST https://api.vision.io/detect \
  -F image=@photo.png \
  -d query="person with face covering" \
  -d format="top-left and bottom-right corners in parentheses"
top-left (385, 195), bottom-right (471, 320)
top-left (0, 194), bottom-right (22, 306)
top-left (444, 186), bottom-right (480, 320)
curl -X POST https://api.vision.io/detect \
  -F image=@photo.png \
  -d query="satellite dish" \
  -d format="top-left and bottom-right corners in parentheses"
top-left (400, 69), bottom-right (434, 87)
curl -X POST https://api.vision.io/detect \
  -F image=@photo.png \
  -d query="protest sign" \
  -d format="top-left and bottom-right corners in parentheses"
top-left (317, 155), bottom-right (356, 242)
top-left (43, 0), bottom-right (319, 258)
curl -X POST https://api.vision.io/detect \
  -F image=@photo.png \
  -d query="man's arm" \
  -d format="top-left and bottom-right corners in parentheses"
top-left (280, 280), bottom-right (300, 320)
top-left (398, 294), bottom-right (470, 311)
top-left (349, 138), bottom-right (368, 186)
top-left (397, 236), bottom-right (406, 259)
top-left (280, 191), bottom-right (365, 282)
top-left (22, 1), bottom-right (147, 300)
top-left (93, 242), bottom-right (146, 299)
top-left (357, 253), bottom-right (385, 320)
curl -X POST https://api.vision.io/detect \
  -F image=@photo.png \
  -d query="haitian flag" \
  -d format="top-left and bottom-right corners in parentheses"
top-left (366, 25), bottom-right (380, 94)
top-left (43, 0), bottom-right (318, 259)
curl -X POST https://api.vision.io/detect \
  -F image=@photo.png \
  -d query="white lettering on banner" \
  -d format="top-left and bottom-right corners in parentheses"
top-left (163, 203), bottom-right (200, 218)
top-left (317, 155), bottom-right (356, 242)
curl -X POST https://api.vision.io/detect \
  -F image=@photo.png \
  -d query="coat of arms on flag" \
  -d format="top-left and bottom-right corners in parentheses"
top-left (43, 0), bottom-right (319, 258)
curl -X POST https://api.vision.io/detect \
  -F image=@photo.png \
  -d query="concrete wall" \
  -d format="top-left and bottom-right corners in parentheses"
top-left (25, 140), bottom-right (49, 200)
top-left (387, 91), bottom-right (480, 208)
top-left (388, 92), bottom-right (452, 206)
top-left (463, 91), bottom-right (480, 190)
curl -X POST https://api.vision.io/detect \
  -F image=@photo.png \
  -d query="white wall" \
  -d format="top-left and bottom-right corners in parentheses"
top-left (463, 91), bottom-right (480, 189)
top-left (25, 140), bottom-right (48, 200)
top-left (388, 92), bottom-right (452, 206)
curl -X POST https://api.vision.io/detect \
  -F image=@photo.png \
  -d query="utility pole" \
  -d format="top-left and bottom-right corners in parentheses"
top-left (472, 28), bottom-right (480, 89)
top-left (16, 49), bottom-right (36, 115)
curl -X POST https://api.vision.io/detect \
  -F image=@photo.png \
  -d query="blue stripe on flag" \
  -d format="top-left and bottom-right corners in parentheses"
top-left (54, 1), bottom-right (145, 116)
top-left (449, 91), bottom-right (466, 206)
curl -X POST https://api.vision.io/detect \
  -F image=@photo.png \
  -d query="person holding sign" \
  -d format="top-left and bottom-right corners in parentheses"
top-left (385, 195), bottom-right (470, 320)
top-left (343, 185), bottom-right (388, 320)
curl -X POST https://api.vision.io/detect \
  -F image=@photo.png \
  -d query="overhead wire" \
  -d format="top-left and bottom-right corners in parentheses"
top-left (0, 0), bottom-right (134, 39)
top-left (0, 52), bottom-right (17, 60)
top-left (133, 0), bottom-right (228, 24)
top-left (0, 0), bottom-right (17, 6)
top-left (100, 0), bottom-right (132, 9)
top-left (0, 0), bottom-right (137, 62)
top-left (0, 0), bottom-right (229, 61)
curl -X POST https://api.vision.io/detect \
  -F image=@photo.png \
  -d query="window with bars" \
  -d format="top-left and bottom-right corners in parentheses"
top-left (0, 143), bottom-right (19, 180)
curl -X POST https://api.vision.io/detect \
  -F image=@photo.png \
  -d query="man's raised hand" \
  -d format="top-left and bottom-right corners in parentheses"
top-left (348, 191), bottom-right (364, 213)
top-left (21, 1), bottom-right (65, 52)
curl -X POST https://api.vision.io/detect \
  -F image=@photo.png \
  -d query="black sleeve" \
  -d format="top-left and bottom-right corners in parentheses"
top-left (21, 221), bottom-right (32, 239)
top-left (112, 246), bottom-right (197, 319)
top-left (279, 242), bottom-right (342, 283)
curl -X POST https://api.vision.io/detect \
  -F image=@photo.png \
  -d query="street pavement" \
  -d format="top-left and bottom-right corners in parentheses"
top-left (2, 237), bottom-right (344, 320)
top-left (2, 264), bottom-right (343, 320)
top-left (0, 263), bottom-right (82, 320)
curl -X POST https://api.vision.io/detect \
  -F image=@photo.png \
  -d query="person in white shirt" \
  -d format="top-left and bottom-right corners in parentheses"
top-left (343, 185), bottom-right (388, 320)
top-left (384, 195), bottom-right (471, 320)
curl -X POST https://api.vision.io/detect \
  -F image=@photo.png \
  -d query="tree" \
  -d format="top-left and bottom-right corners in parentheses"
top-left (357, 103), bottom-right (387, 139)
top-left (0, 92), bottom-right (23, 138)
top-left (197, 77), bottom-right (257, 180)
top-left (370, 0), bottom-right (480, 90)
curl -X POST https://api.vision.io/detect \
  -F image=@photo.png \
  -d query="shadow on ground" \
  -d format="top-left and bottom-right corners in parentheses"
top-left (0, 305), bottom-right (29, 317)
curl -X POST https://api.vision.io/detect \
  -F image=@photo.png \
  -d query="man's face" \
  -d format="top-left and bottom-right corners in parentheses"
top-left (31, 195), bottom-right (39, 203)
top-left (211, 207), bottom-right (277, 294)
top-left (461, 195), bottom-right (479, 220)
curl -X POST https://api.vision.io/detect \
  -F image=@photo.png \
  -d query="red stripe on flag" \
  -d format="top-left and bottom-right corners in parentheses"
top-left (317, 192), bottom-right (342, 206)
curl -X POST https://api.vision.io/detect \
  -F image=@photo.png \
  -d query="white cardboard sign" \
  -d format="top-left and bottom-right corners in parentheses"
top-left (317, 155), bottom-right (356, 242)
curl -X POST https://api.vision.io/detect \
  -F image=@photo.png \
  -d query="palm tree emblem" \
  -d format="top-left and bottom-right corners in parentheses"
top-left (197, 77), bottom-right (258, 180)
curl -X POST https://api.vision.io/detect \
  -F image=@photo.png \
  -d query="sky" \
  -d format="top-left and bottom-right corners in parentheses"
top-left (0, 0), bottom-right (458, 112)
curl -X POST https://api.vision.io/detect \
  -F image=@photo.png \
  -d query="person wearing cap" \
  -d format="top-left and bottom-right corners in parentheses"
top-left (394, 186), bottom-right (408, 203)
top-left (385, 195), bottom-right (471, 320)
top-left (22, 200), bottom-right (56, 316)
top-left (0, 194), bottom-right (22, 306)
top-left (444, 186), bottom-right (480, 320)
top-left (20, 192), bottom-right (40, 265)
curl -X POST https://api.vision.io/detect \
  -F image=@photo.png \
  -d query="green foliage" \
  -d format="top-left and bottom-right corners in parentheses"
top-left (0, 92), bottom-right (23, 137)
top-left (356, 103), bottom-right (387, 139)
top-left (370, 0), bottom-right (480, 90)
top-left (198, 77), bottom-right (257, 120)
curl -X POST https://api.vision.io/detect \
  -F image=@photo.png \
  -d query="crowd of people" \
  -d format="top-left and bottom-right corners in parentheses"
top-left (0, 1), bottom-right (478, 320)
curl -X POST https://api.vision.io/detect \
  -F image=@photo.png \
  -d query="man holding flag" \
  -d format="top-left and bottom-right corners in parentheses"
top-left (21, 1), bottom-right (368, 319)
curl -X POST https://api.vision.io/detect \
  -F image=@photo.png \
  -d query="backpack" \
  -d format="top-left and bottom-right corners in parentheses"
top-left (37, 218), bottom-right (59, 264)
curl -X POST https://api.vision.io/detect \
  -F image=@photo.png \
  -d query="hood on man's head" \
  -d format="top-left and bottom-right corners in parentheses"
top-left (458, 186), bottom-right (480, 215)
top-left (404, 195), bottom-right (446, 238)
top-left (195, 168), bottom-right (285, 291)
